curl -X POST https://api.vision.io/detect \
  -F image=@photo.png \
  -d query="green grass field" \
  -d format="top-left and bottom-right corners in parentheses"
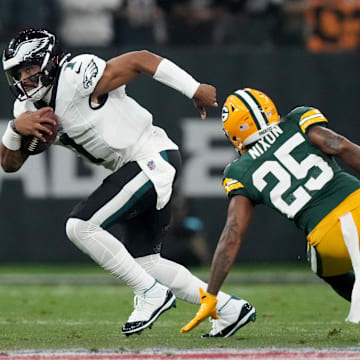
top-left (0, 263), bottom-right (359, 351)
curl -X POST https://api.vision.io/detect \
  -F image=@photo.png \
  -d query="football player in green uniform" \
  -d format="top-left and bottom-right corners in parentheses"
top-left (181, 88), bottom-right (360, 335)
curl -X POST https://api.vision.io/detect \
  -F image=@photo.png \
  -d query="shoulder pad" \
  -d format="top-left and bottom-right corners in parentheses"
top-left (223, 160), bottom-right (235, 178)
top-left (222, 159), bottom-right (243, 192)
top-left (223, 157), bottom-right (241, 177)
top-left (61, 54), bottom-right (106, 97)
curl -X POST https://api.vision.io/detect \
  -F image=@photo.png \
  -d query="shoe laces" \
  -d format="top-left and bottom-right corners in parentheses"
top-left (128, 294), bottom-right (153, 322)
top-left (209, 317), bottom-right (223, 335)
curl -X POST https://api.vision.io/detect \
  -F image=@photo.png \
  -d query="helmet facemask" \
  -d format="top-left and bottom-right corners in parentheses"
top-left (5, 64), bottom-right (51, 102)
top-left (222, 88), bottom-right (280, 154)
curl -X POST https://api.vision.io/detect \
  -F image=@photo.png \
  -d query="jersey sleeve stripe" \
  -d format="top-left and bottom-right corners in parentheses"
top-left (223, 177), bottom-right (244, 195)
top-left (299, 110), bottom-right (328, 133)
top-left (299, 109), bottom-right (320, 122)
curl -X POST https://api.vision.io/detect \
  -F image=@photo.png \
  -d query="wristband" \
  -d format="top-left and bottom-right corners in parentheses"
top-left (2, 121), bottom-right (22, 151)
top-left (153, 59), bottom-right (200, 99)
top-left (10, 119), bottom-right (20, 134)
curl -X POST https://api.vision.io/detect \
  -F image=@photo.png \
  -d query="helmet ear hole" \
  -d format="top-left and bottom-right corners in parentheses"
top-left (41, 61), bottom-right (57, 86)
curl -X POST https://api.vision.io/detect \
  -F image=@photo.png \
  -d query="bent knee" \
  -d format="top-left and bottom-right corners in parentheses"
top-left (66, 218), bottom-right (82, 243)
top-left (66, 217), bottom-right (99, 243)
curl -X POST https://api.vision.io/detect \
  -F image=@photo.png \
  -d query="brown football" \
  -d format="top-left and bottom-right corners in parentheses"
top-left (21, 110), bottom-right (58, 155)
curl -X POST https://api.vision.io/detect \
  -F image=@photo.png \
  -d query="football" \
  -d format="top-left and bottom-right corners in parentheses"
top-left (21, 110), bottom-right (58, 155)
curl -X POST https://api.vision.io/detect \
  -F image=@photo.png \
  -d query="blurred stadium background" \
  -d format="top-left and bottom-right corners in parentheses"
top-left (0, 0), bottom-right (359, 267)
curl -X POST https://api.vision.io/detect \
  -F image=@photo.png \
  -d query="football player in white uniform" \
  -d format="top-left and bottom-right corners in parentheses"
top-left (1, 29), bottom-right (256, 337)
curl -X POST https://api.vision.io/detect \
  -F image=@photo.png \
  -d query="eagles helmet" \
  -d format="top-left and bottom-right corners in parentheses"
top-left (2, 28), bottom-right (69, 102)
top-left (221, 88), bottom-right (280, 154)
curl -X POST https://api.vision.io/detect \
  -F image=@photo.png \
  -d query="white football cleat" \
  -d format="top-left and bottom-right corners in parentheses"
top-left (202, 296), bottom-right (256, 338)
top-left (122, 281), bottom-right (176, 335)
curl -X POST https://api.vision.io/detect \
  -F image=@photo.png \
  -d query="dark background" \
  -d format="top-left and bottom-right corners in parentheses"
top-left (0, 46), bottom-right (359, 264)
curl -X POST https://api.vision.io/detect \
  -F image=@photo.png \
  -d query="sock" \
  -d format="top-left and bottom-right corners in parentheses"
top-left (135, 254), bottom-right (231, 308)
top-left (66, 218), bottom-right (154, 293)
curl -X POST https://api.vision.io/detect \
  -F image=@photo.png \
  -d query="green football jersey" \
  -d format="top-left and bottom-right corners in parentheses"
top-left (223, 106), bottom-right (360, 235)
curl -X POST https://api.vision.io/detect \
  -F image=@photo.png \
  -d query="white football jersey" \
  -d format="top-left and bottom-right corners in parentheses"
top-left (13, 54), bottom-right (178, 171)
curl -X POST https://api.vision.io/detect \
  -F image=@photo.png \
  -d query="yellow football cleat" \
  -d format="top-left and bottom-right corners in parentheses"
top-left (180, 288), bottom-right (219, 333)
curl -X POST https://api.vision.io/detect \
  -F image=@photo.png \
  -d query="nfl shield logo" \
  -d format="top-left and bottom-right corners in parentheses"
top-left (147, 160), bottom-right (156, 170)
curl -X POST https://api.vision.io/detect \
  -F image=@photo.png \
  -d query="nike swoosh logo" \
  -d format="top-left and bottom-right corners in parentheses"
top-left (75, 63), bottom-right (82, 74)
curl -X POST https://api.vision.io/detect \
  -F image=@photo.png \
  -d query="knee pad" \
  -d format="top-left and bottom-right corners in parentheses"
top-left (66, 218), bottom-right (80, 243)
top-left (65, 217), bottom-right (98, 247)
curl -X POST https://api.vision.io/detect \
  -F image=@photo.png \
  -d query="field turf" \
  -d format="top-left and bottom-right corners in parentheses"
top-left (0, 263), bottom-right (359, 351)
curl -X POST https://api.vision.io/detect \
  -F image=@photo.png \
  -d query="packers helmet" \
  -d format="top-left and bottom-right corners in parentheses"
top-left (221, 88), bottom-right (280, 154)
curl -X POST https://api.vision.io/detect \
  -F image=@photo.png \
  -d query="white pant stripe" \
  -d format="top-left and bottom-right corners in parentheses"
top-left (89, 171), bottom-right (149, 226)
top-left (340, 211), bottom-right (360, 323)
top-left (310, 245), bottom-right (317, 274)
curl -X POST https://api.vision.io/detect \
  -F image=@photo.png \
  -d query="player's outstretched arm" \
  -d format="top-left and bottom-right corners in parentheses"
top-left (192, 84), bottom-right (218, 120)
top-left (207, 195), bottom-right (254, 295)
top-left (92, 50), bottom-right (163, 97)
top-left (92, 50), bottom-right (217, 119)
top-left (180, 195), bottom-right (254, 333)
top-left (308, 125), bottom-right (360, 175)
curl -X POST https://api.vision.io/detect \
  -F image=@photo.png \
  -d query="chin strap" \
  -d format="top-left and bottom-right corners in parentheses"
top-left (28, 53), bottom-right (70, 104)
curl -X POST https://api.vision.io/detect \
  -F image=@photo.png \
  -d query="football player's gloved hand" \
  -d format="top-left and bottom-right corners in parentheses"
top-left (180, 288), bottom-right (219, 333)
